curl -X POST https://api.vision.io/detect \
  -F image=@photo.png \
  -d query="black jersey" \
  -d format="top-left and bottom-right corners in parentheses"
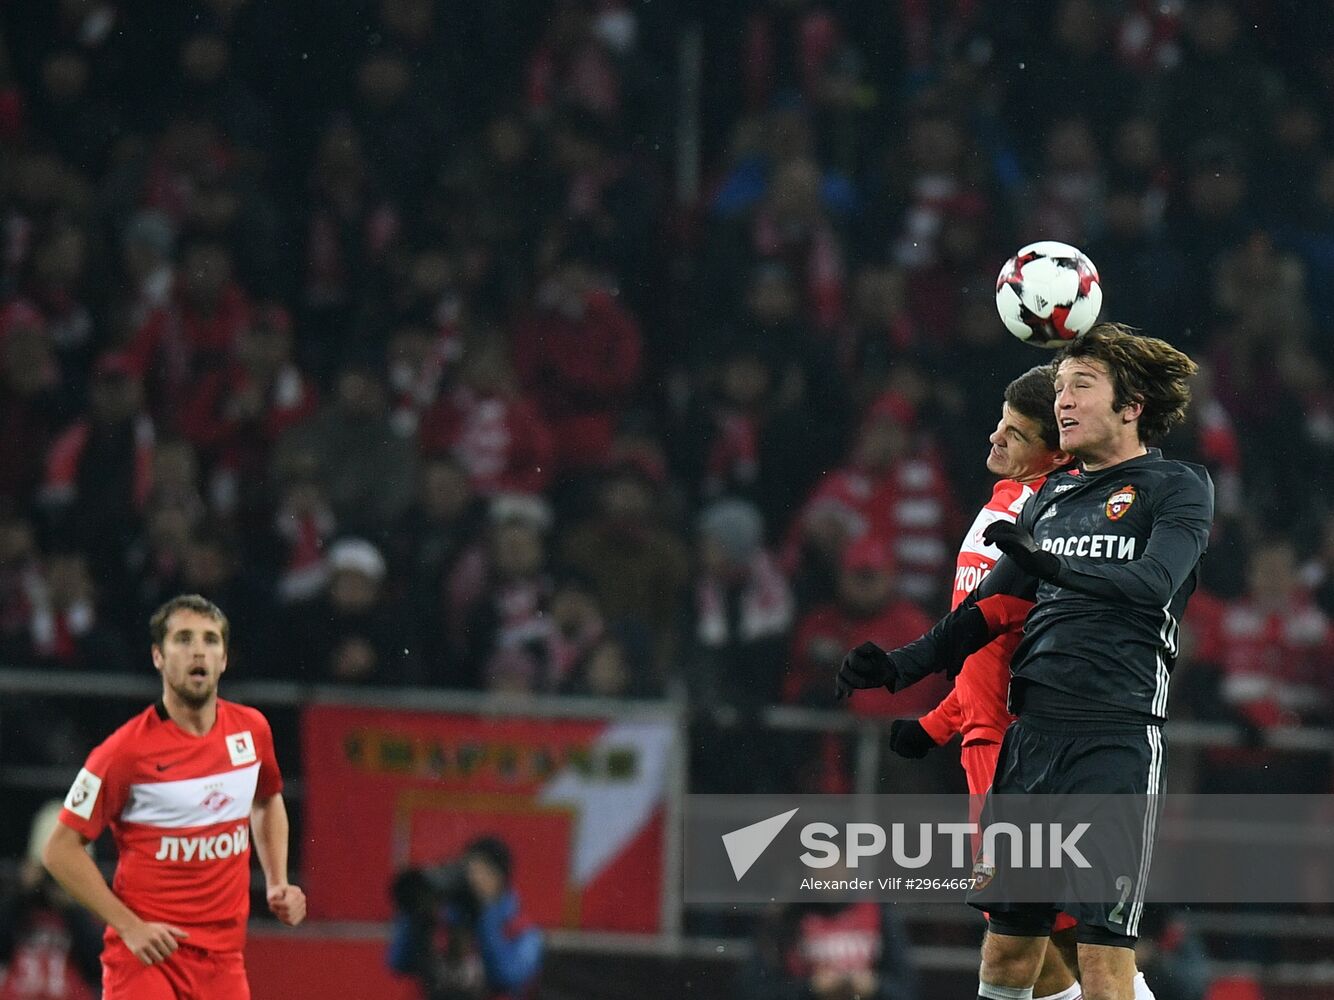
top-left (892, 449), bottom-right (1214, 726)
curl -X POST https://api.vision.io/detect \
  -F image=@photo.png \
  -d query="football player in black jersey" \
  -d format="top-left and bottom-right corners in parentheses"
top-left (838, 324), bottom-right (1212, 1000)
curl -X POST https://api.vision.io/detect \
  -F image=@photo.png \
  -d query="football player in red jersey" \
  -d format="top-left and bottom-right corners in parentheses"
top-left (42, 594), bottom-right (305, 1000)
top-left (884, 366), bottom-right (1086, 1000)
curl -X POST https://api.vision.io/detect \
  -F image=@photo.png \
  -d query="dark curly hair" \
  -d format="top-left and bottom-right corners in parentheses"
top-left (1054, 323), bottom-right (1198, 443)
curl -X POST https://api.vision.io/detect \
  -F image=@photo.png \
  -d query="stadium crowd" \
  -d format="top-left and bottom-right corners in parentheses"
top-left (1, 0), bottom-right (1333, 802)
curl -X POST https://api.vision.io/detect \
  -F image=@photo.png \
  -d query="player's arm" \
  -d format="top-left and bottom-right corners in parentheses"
top-left (985, 469), bottom-right (1214, 607)
top-left (251, 793), bottom-right (306, 926)
top-left (42, 822), bottom-right (188, 963)
top-left (836, 558), bottom-right (1037, 697)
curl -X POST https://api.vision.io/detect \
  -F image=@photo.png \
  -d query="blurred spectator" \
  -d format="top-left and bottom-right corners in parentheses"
top-left (114, 210), bottom-right (176, 335)
top-left (838, 264), bottom-right (918, 393)
top-left (790, 391), bottom-right (959, 611)
top-left (675, 326), bottom-right (829, 532)
top-left (301, 121), bottom-right (401, 368)
top-left (709, 106), bottom-right (858, 222)
top-left (172, 28), bottom-right (271, 152)
top-left (386, 319), bottom-right (457, 439)
top-left (418, 335), bottom-right (555, 499)
top-left (561, 629), bottom-right (655, 700)
top-left (39, 353), bottom-right (155, 582)
top-left (1300, 510), bottom-right (1334, 618)
top-left (513, 237), bottom-right (644, 478)
top-left (23, 221), bottom-right (94, 376)
top-left (785, 536), bottom-right (944, 716)
top-left (1197, 539), bottom-right (1334, 792)
top-left (28, 549), bottom-right (131, 672)
top-left (273, 360), bottom-right (416, 536)
top-left (1215, 540), bottom-right (1334, 731)
top-left (0, 311), bottom-right (65, 515)
top-left (1168, 139), bottom-right (1252, 337)
top-left (180, 304), bottom-right (317, 520)
top-left (267, 468), bottom-right (338, 605)
top-left (526, 2), bottom-right (623, 118)
top-left (1030, 116), bottom-right (1104, 246)
top-left (0, 801), bottom-right (101, 1000)
top-left (387, 455), bottom-right (484, 676)
top-left (126, 237), bottom-right (251, 428)
top-left (1160, 0), bottom-right (1280, 159)
top-left (543, 571), bottom-right (610, 693)
top-left (461, 506), bottom-right (556, 693)
top-left (737, 900), bottom-right (919, 1000)
top-left (1084, 180), bottom-right (1185, 340)
top-left (0, 518), bottom-right (46, 664)
top-left (558, 457), bottom-right (690, 678)
top-left (705, 152), bottom-right (849, 336)
top-left (283, 536), bottom-right (418, 684)
top-left (688, 498), bottom-right (792, 709)
top-left (351, 47), bottom-right (438, 201)
top-left (1018, 0), bottom-right (1137, 144)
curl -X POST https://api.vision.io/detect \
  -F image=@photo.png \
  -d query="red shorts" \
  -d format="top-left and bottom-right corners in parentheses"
top-left (962, 741), bottom-right (1077, 934)
top-left (103, 942), bottom-right (250, 1000)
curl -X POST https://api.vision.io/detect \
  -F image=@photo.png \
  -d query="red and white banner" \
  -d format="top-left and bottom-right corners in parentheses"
top-left (301, 705), bottom-right (674, 931)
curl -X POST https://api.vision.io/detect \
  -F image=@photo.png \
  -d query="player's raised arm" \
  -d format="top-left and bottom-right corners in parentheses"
top-left (835, 557), bottom-right (1037, 698)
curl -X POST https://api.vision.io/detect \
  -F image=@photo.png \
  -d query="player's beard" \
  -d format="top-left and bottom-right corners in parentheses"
top-left (169, 675), bottom-right (216, 709)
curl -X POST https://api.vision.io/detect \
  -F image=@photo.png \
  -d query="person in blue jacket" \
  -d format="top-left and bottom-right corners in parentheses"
top-left (388, 836), bottom-right (543, 1000)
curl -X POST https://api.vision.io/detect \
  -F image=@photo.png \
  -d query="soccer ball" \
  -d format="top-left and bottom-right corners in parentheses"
top-left (995, 241), bottom-right (1102, 348)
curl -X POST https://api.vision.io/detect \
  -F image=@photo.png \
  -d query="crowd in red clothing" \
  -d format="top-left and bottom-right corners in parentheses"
top-left (0, 0), bottom-right (1333, 799)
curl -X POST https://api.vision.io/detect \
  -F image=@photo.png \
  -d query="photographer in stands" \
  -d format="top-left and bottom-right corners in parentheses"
top-left (388, 836), bottom-right (543, 1000)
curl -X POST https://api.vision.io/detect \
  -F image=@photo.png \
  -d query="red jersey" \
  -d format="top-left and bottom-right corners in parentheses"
top-left (57, 700), bottom-right (283, 953)
top-left (920, 478), bottom-right (1043, 747)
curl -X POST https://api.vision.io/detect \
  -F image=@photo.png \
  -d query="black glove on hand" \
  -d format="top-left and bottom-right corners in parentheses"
top-left (835, 641), bottom-right (897, 700)
top-left (888, 718), bottom-right (937, 759)
top-left (982, 520), bottom-right (1060, 581)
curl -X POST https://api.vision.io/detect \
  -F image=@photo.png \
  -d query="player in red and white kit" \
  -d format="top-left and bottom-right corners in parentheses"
top-left (42, 594), bottom-right (306, 1000)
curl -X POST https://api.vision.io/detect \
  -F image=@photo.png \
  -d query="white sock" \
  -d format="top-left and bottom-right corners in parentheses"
top-left (1133, 972), bottom-right (1155, 1000)
top-left (1035, 983), bottom-right (1082, 1000)
top-left (979, 985), bottom-right (1034, 1000)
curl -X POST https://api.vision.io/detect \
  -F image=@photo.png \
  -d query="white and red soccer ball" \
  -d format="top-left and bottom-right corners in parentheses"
top-left (995, 241), bottom-right (1102, 348)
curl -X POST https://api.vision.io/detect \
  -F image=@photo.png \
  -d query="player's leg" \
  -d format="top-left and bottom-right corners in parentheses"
top-left (1033, 928), bottom-right (1079, 999)
top-left (1075, 939), bottom-right (1136, 1000)
top-left (979, 920), bottom-right (1049, 998)
top-left (202, 949), bottom-right (251, 1000)
top-left (101, 946), bottom-right (187, 1000)
top-left (1048, 919), bottom-right (1079, 973)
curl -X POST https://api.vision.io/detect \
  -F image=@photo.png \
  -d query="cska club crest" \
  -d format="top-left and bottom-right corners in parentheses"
top-left (1105, 485), bottom-right (1137, 521)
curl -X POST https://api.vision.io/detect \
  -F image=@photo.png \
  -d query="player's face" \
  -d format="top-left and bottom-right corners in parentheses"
top-left (152, 609), bottom-right (227, 708)
top-left (986, 403), bottom-right (1062, 482)
top-left (1053, 358), bottom-right (1138, 460)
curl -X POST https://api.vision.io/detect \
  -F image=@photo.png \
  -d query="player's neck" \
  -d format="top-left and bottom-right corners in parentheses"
top-left (162, 691), bottom-right (219, 736)
top-left (1079, 438), bottom-right (1148, 472)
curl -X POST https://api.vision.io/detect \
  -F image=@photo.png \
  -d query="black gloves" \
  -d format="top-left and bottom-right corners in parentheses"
top-left (889, 719), bottom-right (937, 759)
top-left (982, 520), bottom-right (1060, 582)
top-left (835, 641), bottom-right (898, 699)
